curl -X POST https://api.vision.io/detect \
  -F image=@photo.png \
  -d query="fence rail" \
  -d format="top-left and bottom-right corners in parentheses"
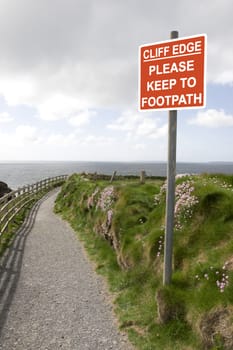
top-left (0, 175), bottom-right (68, 237)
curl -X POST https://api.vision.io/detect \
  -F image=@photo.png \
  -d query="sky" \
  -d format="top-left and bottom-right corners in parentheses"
top-left (0, 0), bottom-right (232, 162)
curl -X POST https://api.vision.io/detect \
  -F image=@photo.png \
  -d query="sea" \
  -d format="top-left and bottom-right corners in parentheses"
top-left (1, 161), bottom-right (233, 190)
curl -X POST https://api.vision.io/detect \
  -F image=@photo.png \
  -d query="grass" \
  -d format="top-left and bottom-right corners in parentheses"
top-left (55, 173), bottom-right (233, 349)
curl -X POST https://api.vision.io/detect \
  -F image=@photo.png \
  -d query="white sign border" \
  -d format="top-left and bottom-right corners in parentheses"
top-left (138, 33), bottom-right (207, 112)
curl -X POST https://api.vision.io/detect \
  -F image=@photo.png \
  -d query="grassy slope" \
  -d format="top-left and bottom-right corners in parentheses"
top-left (55, 173), bottom-right (233, 350)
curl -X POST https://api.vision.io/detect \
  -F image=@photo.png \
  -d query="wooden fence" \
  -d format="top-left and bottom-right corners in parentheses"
top-left (0, 175), bottom-right (68, 238)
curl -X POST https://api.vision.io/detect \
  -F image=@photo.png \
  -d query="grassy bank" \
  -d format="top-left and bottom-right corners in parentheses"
top-left (55, 173), bottom-right (233, 350)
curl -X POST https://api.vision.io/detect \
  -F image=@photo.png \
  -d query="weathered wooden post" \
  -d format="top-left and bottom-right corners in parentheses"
top-left (110, 171), bottom-right (117, 183)
top-left (140, 170), bottom-right (146, 184)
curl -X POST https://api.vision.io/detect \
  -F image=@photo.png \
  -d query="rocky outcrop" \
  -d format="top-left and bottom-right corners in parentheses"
top-left (199, 306), bottom-right (233, 349)
top-left (0, 181), bottom-right (12, 198)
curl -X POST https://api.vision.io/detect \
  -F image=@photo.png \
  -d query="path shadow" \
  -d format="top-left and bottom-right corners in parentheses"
top-left (0, 191), bottom-right (55, 338)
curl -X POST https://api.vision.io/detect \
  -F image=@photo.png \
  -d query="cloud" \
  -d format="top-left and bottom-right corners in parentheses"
top-left (80, 134), bottom-right (115, 146)
top-left (108, 110), bottom-right (167, 139)
top-left (69, 110), bottom-right (96, 127)
top-left (171, 0), bottom-right (233, 85)
top-left (46, 132), bottom-right (76, 146)
top-left (0, 75), bottom-right (36, 106)
top-left (134, 143), bottom-right (146, 150)
top-left (0, 125), bottom-right (40, 153)
top-left (0, 0), bottom-right (232, 162)
top-left (0, 122), bottom-right (166, 161)
top-left (0, 0), bottom-right (231, 118)
top-left (0, 112), bottom-right (14, 123)
top-left (189, 109), bottom-right (233, 127)
top-left (46, 132), bottom-right (114, 147)
top-left (108, 112), bottom-right (141, 131)
top-left (136, 119), bottom-right (167, 139)
top-left (15, 125), bottom-right (40, 143)
top-left (36, 93), bottom-right (88, 121)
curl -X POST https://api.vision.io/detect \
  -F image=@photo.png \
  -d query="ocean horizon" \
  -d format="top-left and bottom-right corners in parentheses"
top-left (1, 161), bottom-right (233, 189)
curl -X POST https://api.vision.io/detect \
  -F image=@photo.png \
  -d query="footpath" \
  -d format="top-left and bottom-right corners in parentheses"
top-left (0, 189), bottom-right (133, 350)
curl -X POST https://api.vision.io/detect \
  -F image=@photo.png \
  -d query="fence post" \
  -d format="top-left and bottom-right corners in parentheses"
top-left (140, 170), bottom-right (146, 184)
top-left (0, 175), bottom-right (68, 237)
top-left (110, 171), bottom-right (117, 183)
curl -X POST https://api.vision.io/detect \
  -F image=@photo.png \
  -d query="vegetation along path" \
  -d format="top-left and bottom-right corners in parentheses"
top-left (0, 189), bottom-right (133, 350)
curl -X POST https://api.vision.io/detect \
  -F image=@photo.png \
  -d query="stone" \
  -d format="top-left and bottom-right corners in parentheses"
top-left (0, 181), bottom-right (12, 198)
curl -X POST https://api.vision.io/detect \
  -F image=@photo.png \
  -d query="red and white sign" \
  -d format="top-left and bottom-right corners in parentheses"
top-left (139, 34), bottom-right (207, 111)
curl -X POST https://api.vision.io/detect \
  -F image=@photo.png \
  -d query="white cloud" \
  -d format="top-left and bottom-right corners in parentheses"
top-left (137, 119), bottom-right (167, 139)
top-left (149, 123), bottom-right (168, 139)
top-left (81, 134), bottom-right (115, 146)
top-left (108, 111), bottom-right (142, 131)
top-left (189, 109), bottom-right (233, 128)
top-left (0, 75), bottom-right (36, 106)
top-left (207, 44), bottom-right (233, 84)
top-left (0, 125), bottom-right (40, 154)
top-left (46, 132), bottom-right (76, 146)
top-left (15, 125), bottom-right (40, 144)
top-left (69, 110), bottom-right (96, 127)
top-left (0, 112), bottom-right (13, 123)
top-left (136, 118), bottom-right (156, 136)
top-left (37, 93), bottom-right (87, 121)
top-left (108, 110), bottom-right (167, 139)
top-left (134, 143), bottom-right (146, 150)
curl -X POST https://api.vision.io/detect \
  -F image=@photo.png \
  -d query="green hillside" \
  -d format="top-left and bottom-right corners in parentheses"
top-left (55, 173), bottom-right (233, 350)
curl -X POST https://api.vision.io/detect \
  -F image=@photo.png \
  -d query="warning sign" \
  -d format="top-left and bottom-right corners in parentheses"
top-left (139, 34), bottom-right (207, 111)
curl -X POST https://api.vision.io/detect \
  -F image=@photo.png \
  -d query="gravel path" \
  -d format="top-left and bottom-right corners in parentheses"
top-left (0, 189), bottom-right (134, 350)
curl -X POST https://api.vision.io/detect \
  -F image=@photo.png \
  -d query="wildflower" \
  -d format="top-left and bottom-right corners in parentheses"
top-left (96, 186), bottom-right (115, 212)
top-left (155, 177), bottom-right (198, 231)
top-left (174, 180), bottom-right (198, 230)
top-left (156, 234), bottom-right (164, 258)
top-left (107, 209), bottom-right (113, 227)
top-left (194, 265), bottom-right (230, 293)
